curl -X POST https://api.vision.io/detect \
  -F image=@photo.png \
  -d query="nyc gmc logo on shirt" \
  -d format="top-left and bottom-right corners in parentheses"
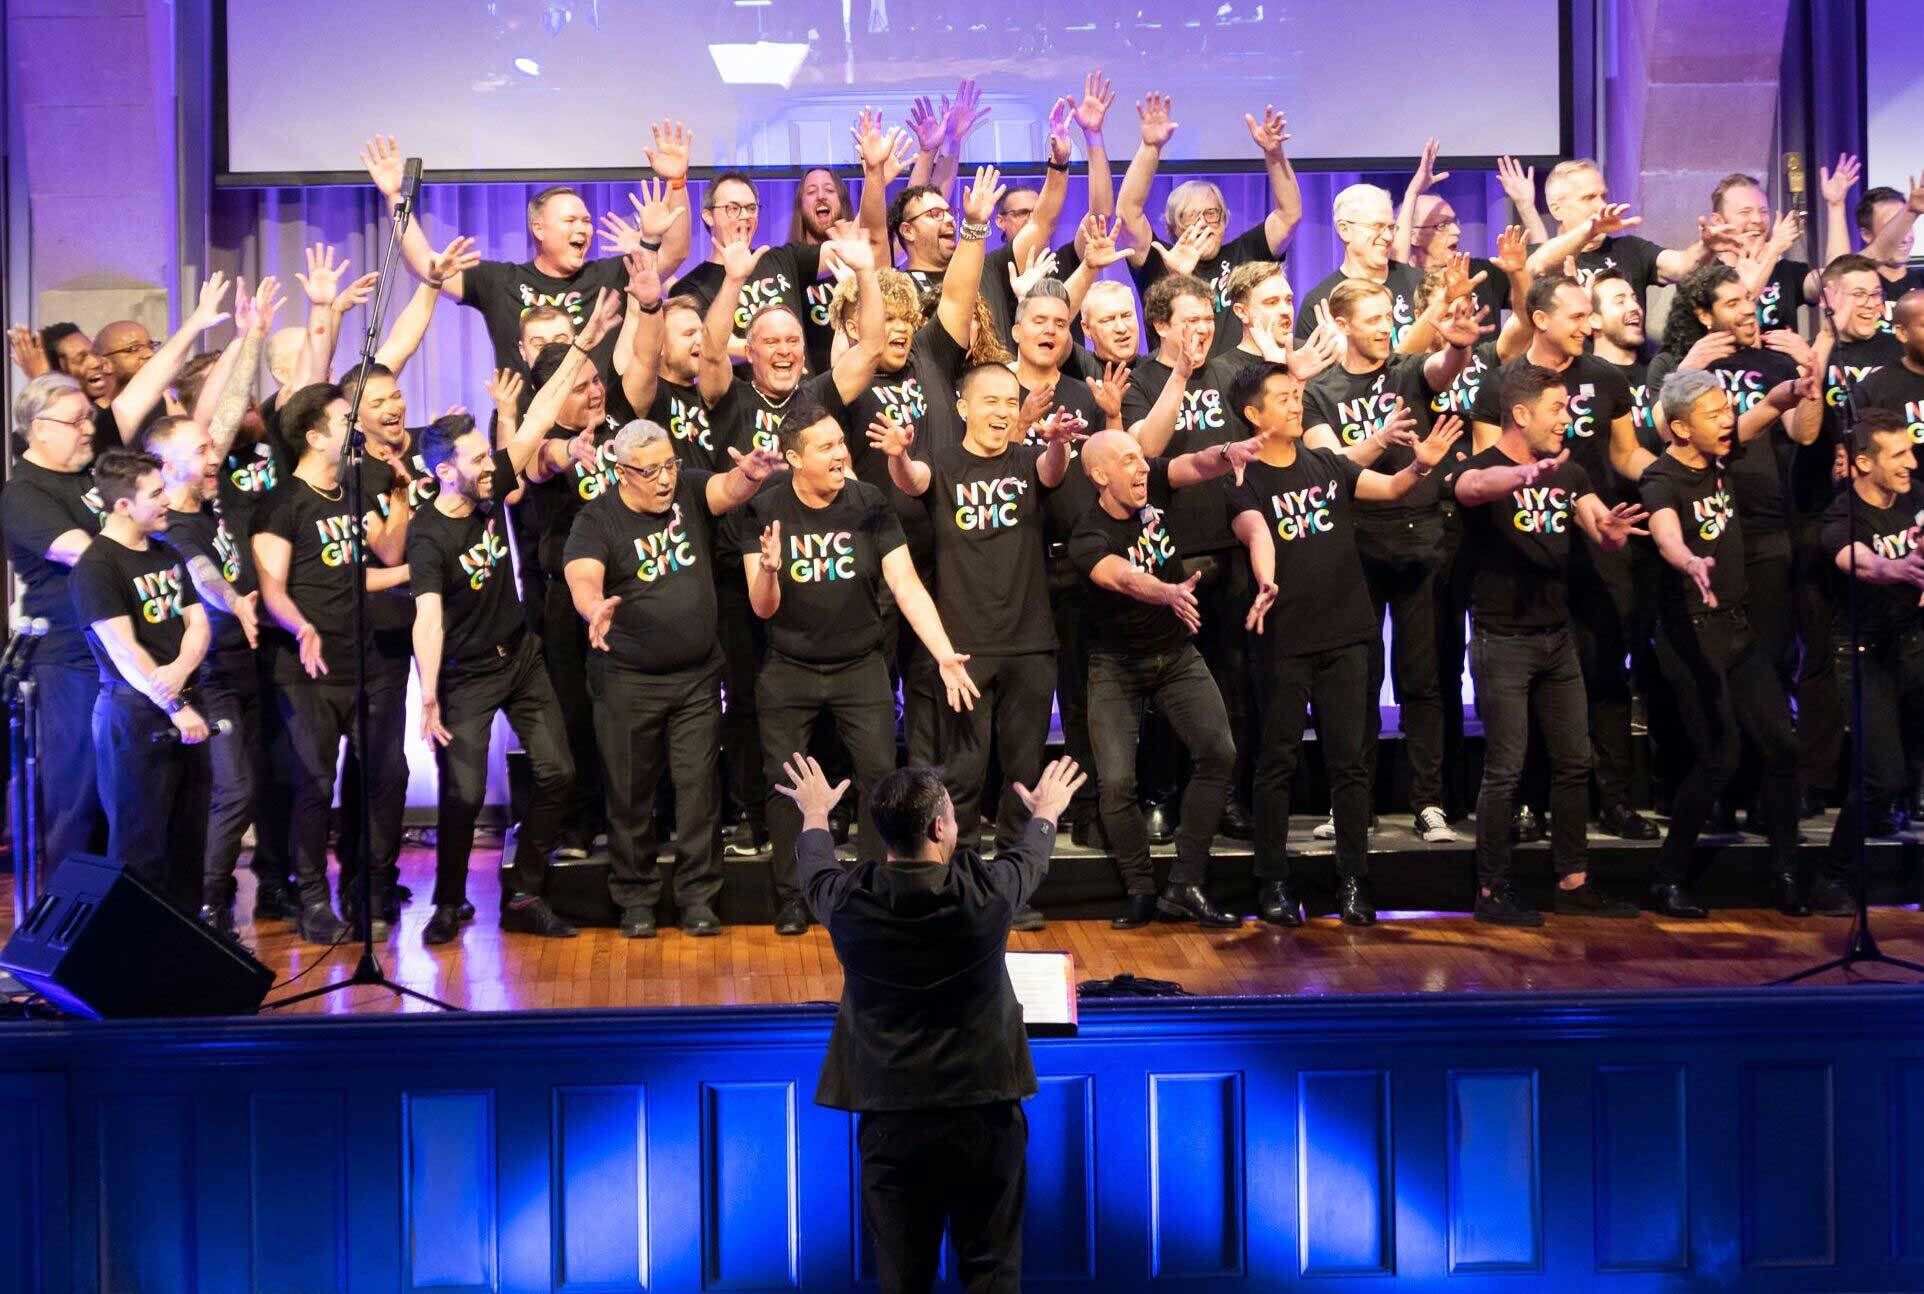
top-left (1692, 486), bottom-right (1734, 542)
top-left (314, 513), bottom-right (359, 567)
top-left (228, 452), bottom-right (276, 496)
top-left (751, 407), bottom-right (785, 455)
top-left (1872, 524), bottom-right (1918, 561)
top-left (1628, 385), bottom-right (1654, 432)
top-left (1511, 485), bottom-right (1572, 533)
top-left (459, 519), bottom-right (508, 591)
top-left (83, 488), bottom-right (107, 528)
top-left (574, 441), bottom-right (620, 502)
top-left (213, 517), bottom-right (242, 583)
top-left (874, 378), bottom-right (926, 428)
top-left (1566, 385), bottom-right (1599, 440)
top-left (1128, 507), bottom-right (1177, 571)
top-left (806, 279), bottom-right (834, 328)
top-left (133, 565), bottom-right (186, 624)
top-left (733, 274), bottom-right (794, 332)
top-left (1432, 352), bottom-right (1488, 415)
top-left (1177, 388), bottom-right (1224, 435)
top-left (787, 530), bottom-right (855, 582)
top-left (1901, 400), bottom-right (1924, 445)
top-left (666, 395), bottom-right (714, 453)
top-left (1715, 367), bottom-right (1769, 412)
top-left (1827, 363), bottom-right (1885, 408)
top-left (1270, 482), bottom-right (1339, 542)
top-left (632, 506), bottom-right (698, 582)
top-left (952, 476), bottom-right (1028, 531)
top-left (517, 283), bottom-right (589, 327)
top-left (1337, 379), bottom-right (1400, 446)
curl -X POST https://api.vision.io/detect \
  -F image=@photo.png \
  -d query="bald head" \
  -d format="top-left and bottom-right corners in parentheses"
top-left (1896, 289), bottom-right (1924, 331)
top-left (93, 320), bottom-right (154, 382)
top-left (266, 326), bottom-right (306, 386)
top-left (1080, 429), bottom-right (1133, 482)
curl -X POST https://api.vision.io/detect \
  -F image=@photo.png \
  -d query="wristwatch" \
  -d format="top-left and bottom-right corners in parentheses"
top-left (164, 696), bottom-right (186, 715)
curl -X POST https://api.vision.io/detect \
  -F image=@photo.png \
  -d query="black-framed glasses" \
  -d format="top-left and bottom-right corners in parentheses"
top-left (98, 338), bottom-right (157, 359)
top-left (617, 459), bottom-right (679, 482)
top-left (33, 411), bottom-right (93, 432)
top-left (710, 201), bottom-right (760, 220)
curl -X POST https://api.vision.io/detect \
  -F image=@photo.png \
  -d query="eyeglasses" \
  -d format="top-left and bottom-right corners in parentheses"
top-left (907, 205), bottom-right (952, 224)
top-left (710, 201), bottom-right (760, 220)
top-left (98, 338), bottom-right (157, 359)
top-left (1416, 217), bottom-right (1461, 232)
top-left (617, 459), bottom-right (679, 482)
top-left (1836, 287), bottom-right (1886, 305)
top-left (1183, 208), bottom-right (1228, 227)
top-left (33, 412), bottom-right (93, 432)
top-left (1340, 220), bottom-right (1396, 237)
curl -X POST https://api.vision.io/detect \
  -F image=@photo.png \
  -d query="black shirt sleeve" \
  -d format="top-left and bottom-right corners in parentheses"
top-left (68, 552), bottom-right (124, 627)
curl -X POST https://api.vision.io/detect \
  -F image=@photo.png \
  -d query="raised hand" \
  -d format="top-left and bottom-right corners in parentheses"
top-left (757, 520), bottom-right (782, 571)
top-left (1011, 756), bottom-right (1091, 822)
top-left (1162, 569), bottom-right (1203, 633)
top-left (335, 271), bottom-right (380, 315)
top-left (1698, 213), bottom-right (1742, 254)
top-left (486, 368), bottom-right (526, 418)
top-left (644, 120), bottom-right (691, 181)
top-left (1008, 246), bottom-right (1060, 299)
top-left (624, 248), bottom-right (663, 307)
top-left (1244, 581), bottom-right (1279, 633)
top-left (943, 78), bottom-right (991, 149)
top-left (1222, 435), bottom-right (1263, 485)
top-left (865, 412), bottom-right (915, 458)
top-left (1074, 70), bottom-right (1116, 135)
top-left (8, 324), bottom-right (48, 377)
top-left (1289, 322), bottom-right (1340, 382)
top-left (824, 226), bottom-right (875, 273)
top-left (1090, 361), bottom-right (1128, 425)
top-left (725, 445), bottom-right (785, 483)
top-left (585, 595), bottom-right (621, 651)
top-left (1495, 156), bottom-right (1537, 213)
top-left (427, 235), bottom-right (480, 289)
top-left (906, 97), bottom-right (945, 154)
top-left (962, 165), bottom-right (1006, 226)
top-left (1680, 329), bottom-right (1739, 371)
top-left (1157, 220), bottom-right (1212, 277)
top-left (575, 287), bottom-right (622, 352)
top-left (719, 237), bottom-right (767, 282)
top-left (245, 275), bottom-right (284, 337)
top-left (1766, 209), bottom-right (1806, 257)
top-left (1047, 97), bottom-right (1075, 166)
top-left (1312, 300), bottom-right (1348, 363)
top-left (1514, 447), bottom-right (1569, 487)
top-left (774, 752), bottom-right (851, 820)
top-left (938, 653), bottom-right (980, 712)
top-left (631, 177), bottom-right (683, 243)
top-left (1598, 501), bottom-right (1650, 545)
top-left (1442, 252), bottom-right (1487, 303)
top-left (1593, 202), bottom-right (1642, 239)
top-left (1373, 400), bottom-right (1418, 450)
top-left (187, 272), bottom-right (234, 331)
top-left (1078, 213), bottom-right (1126, 269)
top-left (1437, 302), bottom-right (1494, 349)
top-left (1762, 329), bottom-right (1814, 367)
top-left (358, 133), bottom-right (405, 199)
top-left (1818, 153), bottom-right (1861, 206)
top-left (598, 206), bottom-right (643, 256)
top-left (853, 110), bottom-right (914, 182)
top-left (1686, 556), bottom-right (1717, 608)
top-left (1037, 406), bottom-right (1090, 445)
top-left (296, 244), bottom-right (349, 308)
top-left (567, 426), bottom-right (600, 470)
top-left (1416, 414), bottom-right (1466, 468)
top-left (1410, 135), bottom-right (1449, 191)
top-left (1494, 223), bottom-right (1528, 274)
top-left (421, 695), bottom-right (453, 747)
top-left (1137, 91), bottom-right (1177, 149)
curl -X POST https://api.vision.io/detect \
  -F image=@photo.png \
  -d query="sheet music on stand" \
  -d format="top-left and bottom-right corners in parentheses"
top-left (1005, 951), bottom-right (1077, 1037)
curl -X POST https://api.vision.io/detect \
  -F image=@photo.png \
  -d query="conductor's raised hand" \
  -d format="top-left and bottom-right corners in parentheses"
top-left (1012, 756), bottom-right (1090, 826)
top-left (775, 752), bottom-right (851, 826)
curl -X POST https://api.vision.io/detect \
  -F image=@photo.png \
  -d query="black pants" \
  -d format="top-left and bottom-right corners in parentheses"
top-left (933, 651), bottom-right (1055, 852)
top-left (858, 1101), bottom-right (1027, 1294)
top-left (251, 652), bottom-right (294, 889)
top-left (898, 630), bottom-right (941, 769)
top-left (30, 660), bottom-right (104, 876)
top-left (1187, 551), bottom-right (1256, 805)
top-left (1569, 550), bottom-right (1637, 812)
top-left (1357, 518), bottom-right (1445, 811)
top-left (758, 651), bottom-right (898, 902)
top-left (434, 634), bottom-right (574, 907)
top-left (540, 573), bottom-right (606, 841)
top-left (1653, 611), bottom-right (1799, 884)
top-left (1048, 553), bottom-right (1098, 822)
top-left (92, 683), bottom-right (209, 911)
top-left (1826, 632), bottom-right (1924, 874)
top-left (715, 572), bottom-right (767, 834)
top-left (591, 656), bottom-right (724, 914)
top-left (1470, 626), bottom-right (1590, 890)
top-left (1434, 518), bottom-right (1474, 818)
top-left (276, 675), bottom-right (408, 909)
top-left (199, 659), bottom-right (280, 906)
top-left (1793, 517), bottom-right (1847, 795)
top-left (1087, 645), bottom-right (1234, 895)
top-left (1253, 641), bottom-right (1372, 882)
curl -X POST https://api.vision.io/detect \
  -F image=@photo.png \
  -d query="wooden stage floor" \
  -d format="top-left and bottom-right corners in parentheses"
top-left (9, 836), bottom-right (1924, 1015)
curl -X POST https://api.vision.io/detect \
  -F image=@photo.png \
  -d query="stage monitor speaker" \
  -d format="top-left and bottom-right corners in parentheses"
top-left (0, 853), bottom-right (273, 1018)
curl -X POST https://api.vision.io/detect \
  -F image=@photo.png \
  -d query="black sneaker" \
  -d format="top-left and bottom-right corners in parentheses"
top-left (681, 906), bottom-right (722, 937)
top-left (422, 905), bottom-right (462, 946)
top-left (1511, 805), bottom-right (1546, 844)
top-left (619, 907), bottom-right (658, 939)
top-left (1553, 883), bottom-right (1640, 918)
top-left (1596, 804), bottom-right (1660, 841)
top-left (1474, 888), bottom-right (1544, 927)
top-left (553, 831), bottom-right (593, 861)
top-left (499, 896), bottom-right (578, 938)
top-left (724, 830), bottom-right (769, 859)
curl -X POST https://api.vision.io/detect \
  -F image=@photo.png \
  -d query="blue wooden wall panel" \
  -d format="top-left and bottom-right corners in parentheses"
top-left (554, 1085), bottom-right (649, 1292)
top-left (1593, 1066), bottom-right (1688, 1273)
top-left (1446, 1069), bottom-right (1541, 1274)
top-left (96, 1093), bottom-right (194, 1294)
top-left (1741, 1062), bottom-right (1835, 1268)
top-left (403, 1091), bottom-right (497, 1292)
top-left (1147, 1072), bottom-right (1243, 1279)
top-left (248, 1091), bottom-right (348, 1294)
top-left (0, 1076), bottom-right (61, 1294)
top-left (1022, 1074), bottom-right (1096, 1281)
top-left (1894, 1061), bottom-right (1924, 1263)
top-left (700, 1081), bottom-right (799, 1291)
top-left (1298, 1069), bottom-right (1394, 1276)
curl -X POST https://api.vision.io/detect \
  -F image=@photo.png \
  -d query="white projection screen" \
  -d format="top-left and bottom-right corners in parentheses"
top-left (1866, 0), bottom-right (1924, 187)
top-left (217, 0), bottom-right (1570, 181)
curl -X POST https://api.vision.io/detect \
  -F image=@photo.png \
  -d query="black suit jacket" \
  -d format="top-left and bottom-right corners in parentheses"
top-left (801, 819), bottom-right (1054, 1112)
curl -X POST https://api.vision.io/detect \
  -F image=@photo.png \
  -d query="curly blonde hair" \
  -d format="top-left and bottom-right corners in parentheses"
top-left (827, 267), bottom-right (924, 338)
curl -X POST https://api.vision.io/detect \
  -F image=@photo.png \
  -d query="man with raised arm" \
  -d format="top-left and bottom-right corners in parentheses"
top-left (1393, 144), bottom-right (1549, 327)
top-left (1532, 158), bottom-right (1732, 297)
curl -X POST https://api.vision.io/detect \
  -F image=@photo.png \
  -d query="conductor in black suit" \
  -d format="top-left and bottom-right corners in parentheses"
top-left (778, 751), bottom-right (1087, 1294)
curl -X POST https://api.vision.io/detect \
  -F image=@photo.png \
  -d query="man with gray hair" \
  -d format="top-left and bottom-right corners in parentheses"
top-left (563, 419), bottom-right (783, 938)
top-left (1638, 368), bottom-right (1807, 918)
top-left (1295, 184), bottom-right (1426, 349)
top-left (1533, 157), bottom-right (1731, 297)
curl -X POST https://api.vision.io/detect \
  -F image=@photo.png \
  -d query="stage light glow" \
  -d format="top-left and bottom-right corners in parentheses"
top-left (706, 41), bottom-right (811, 88)
top-left (513, 56), bottom-right (541, 76)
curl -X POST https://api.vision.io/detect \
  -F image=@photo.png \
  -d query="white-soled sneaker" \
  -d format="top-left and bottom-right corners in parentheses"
top-left (1311, 815), bottom-right (1337, 840)
top-left (1416, 806), bottom-right (1459, 843)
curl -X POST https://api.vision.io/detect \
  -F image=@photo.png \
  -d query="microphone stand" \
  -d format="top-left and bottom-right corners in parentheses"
top-left (1773, 300), bottom-right (1924, 984)
top-left (266, 160), bottom-right (456, 1012)
top-left (3, 623), bottom-right (44, 963)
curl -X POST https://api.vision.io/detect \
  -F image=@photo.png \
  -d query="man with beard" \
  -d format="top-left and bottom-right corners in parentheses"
top-left (3, 374), bottom-right (110, 876)
top-left (1858, 289), bottom-right (1924, 441)
top-left (1854, 177), bottom-right (1924, 332)
top-left (789, 167), bottom-right (855, 371)
top-left (1302, 278), bottom-right (1481, 845)
top-left (565, 422), bottom-right (783, 937)
top-left (1639, 370), bottom-right (1810, 918)
top-left (409, 361), bottom-right (632, 946)
top-left (1469, 275), bottom-right (1661, 840)
top-left (1116, 95), bottom-right (1302, 357)
top-left (1589, 270), bottom-right (1657, 440)
top-left (1533, 158), bottom-right (1731, 297)
top-left (742, 402), bottom-right (980, 935)
top-left (1071, 427), bottom-right (1265, 928)
top-left (1395, 143), bottom-right (1549, 326)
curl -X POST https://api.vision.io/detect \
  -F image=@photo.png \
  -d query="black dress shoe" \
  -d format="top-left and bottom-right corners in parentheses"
top-left (198, 904), bottom-right (237, 938)
top-left (1157, 883), bottom-right (1241, 928)
top-left (252, 884), bottom-right (300, 923)
top-left (773, 899), bottom-right (810, 935)
top-left (423, 905), bottom-right (463, 945)
top-left (1111, 893), bottom-right (1159, 929)
top-left (1257, 880), bottom-right (1303, 927)
top-left (1143, 800), bottom-right (1177, 845)
top-left (1772, 871), bottom-right (1812, 917)
top-left (455, 900), bottom-right (476, 922)
top-left (394, 883), bottom-right (414, 904)
top-left (1807, 878), bottom-right (1855, 917)
top-left (1474, 888), bottom-right (1544, 927)
top-left (337, 898), bottom-right (390, 940)
top-left (297, 902), bottom-right (349, 944)
top-left (620, 907), bottom-right (658, 939)
top-left (1011, 905), bottom-right (1046, 932)
top-left (1218, 801), bottom-right (1255, 841)
top-left (1071, 816), bottom-right (1108, 850)
top-left (500, 896), bottom-right (578, 938)
top-left (553, 830), bottom-right (593, 861)
top-left (1554, 882), bottom-right (1640, 918)
top-left (1647, 883), bottom-right (1708, 919)
top-left (1708, 800), bottom-right (1740, 834)
top-left (681, 906), bottom-right (722, 937)
top-left (1511, 805), bottom-right (1545, 844)
top-left (1338, 876), bottom-right (1377, 926)
top-left (1597, 804), bottom-right (1660, 841)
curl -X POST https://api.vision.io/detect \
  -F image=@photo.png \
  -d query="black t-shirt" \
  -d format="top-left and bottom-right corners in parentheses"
top-left (1821, 485), bottom-right (1924, 640)
top-left (1, 460), bottom-right (107, 668)
top-left (564, 469), bottom-right (723, 675)
top-left (649, 378), bottom-right (722, 467)
top-left (165, 505), bottom-right (254, 667)
top-left (798, 256), bottom-right (839, 375)
top-left (1466, 255), bottom-right (1510, 325)
top-left (1301, 353), bottom-right (1439, 521)
top-left (1294, 263), bottom-right (1426, 351)
top-left (1601, 356), bottom-right (1659, 453)
top-left (1646, 346), bottom-right (1798, 539)
top-left (1638, 453), bottom-right (1745, 619)
top-left (1019, 372), bottom-right (1106, 541)
top-left (369, 431), bottom-right (437, 512)
top-left (1879, 267), bottom-right (1924, 337)
top-left (676, 244), bottom-right (826, 345)
top-left (1069, 458), bottom-right (1189, 657)
top-left (1756, 258), bottom-right (1811, 331)
top-left (715, 373), bottom-right (835, 463)
top-left (518, 417), bottom-right (622, 577)
top-left (220, 438), bottom-right (281, 540)
top-left (1858, 361), bottom-right (1924, 446)
top-left (407, 450), bottom-right (525, 668)
top-left (459, 257), bottom-right (629, 376)
top-left (1443, 447), bottom-right (1598, 634)
top-left (1431, 340), bottom-right (1503, 419)
top-left (1120, 355), bottom-right (1238, 555)
top-left (1226, 448), bottom-right (1375, 656)
top-left (70, 533), bottom-right (199, 685)
top-left (738, 478), bottom-right (906, 666)
top-left (923, 443), bottom-right (1054, 655)
top-left (89, 403), bottom-right (122, 452)
top-left (1569, 234), bottom-right (1664, 299)
top-left (1790, 333), bottom-right (1905, 518)
top-left (1470, 354), bottom-right (1636, 504)
top-left (1129, 223), bottom-right (1278, 358)
top-left (254, 467), bottom-right (405, 680)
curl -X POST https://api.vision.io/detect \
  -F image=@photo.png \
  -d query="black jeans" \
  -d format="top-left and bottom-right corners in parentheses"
top-left (591, 656), bottom-right (724, 914)
top-left (1826, 631), bottom-right (1924, 874)
top-left (1793, 517), bottom-right (1847, 795)
top-left (1253, 641), bottom-right (1373, 882)
top-left (1357, 518), bottom-right (1445, 811)
top-left (198, 658), bottom-right (281, 907)
top-left (31, 661), bottom-right (103, 874)
top-left (1469, 626), bottom-right (1590, 890)
top-left (91, 682), bottom-right (209, 911)
top-left (434, 634), bottom-right (574, 907)
top-left (1048, 552), bottom-right (1098, 821)
top-left (1434, 517), bottom-right (1474, 818)
top-left (715, 572), bottom-right (767, 834)
top-left (540, 573), bottom-right (606, 842)
top-left (1652, 611), bottom-right (1799, 884)
top-left (1569, 549), bottom-right (1637, 812)
top-left (1086, 645), bottom-right (1234, 894)
top-left (858, 1101), bottom-right (1027, 1294)
top-left (250, 652), bottom-right (294, 890)
top-left (758, 651), bottom-right (898, 902)
top-left (1187, 551), bottom-right (1256, 805)
top-left (276, 675), bottom-right (408, 909)
top-left (933, 651), bottom-right (1055, 852)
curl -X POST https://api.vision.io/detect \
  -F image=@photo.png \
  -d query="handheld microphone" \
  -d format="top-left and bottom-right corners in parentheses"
top-left (151, 717), bottom-right (235, 745)
top-left (399, 157), bottom-right (424, 214)
top-left (13, 618), bottom-right (50, 638)
top-left (1786, 152), bottom-right (1807, 200)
